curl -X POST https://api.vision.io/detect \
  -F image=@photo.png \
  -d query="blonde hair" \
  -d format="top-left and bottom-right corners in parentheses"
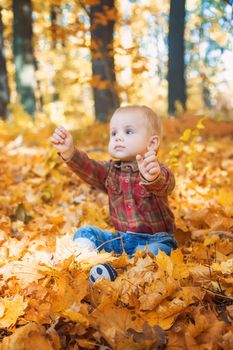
top-left (113, 105), bottom-right (162, 138)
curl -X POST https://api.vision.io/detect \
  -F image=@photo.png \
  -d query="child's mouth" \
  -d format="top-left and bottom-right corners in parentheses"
top-left (115, 146), bottom-right (125, 151)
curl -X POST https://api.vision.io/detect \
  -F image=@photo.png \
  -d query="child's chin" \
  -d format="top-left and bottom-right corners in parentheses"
top-left (110, 152), bottom-right (135, 161)
top-left (119, 156), bottom-right (135, 161)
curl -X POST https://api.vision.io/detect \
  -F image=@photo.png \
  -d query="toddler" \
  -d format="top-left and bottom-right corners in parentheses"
top-left (50, 105), bottom-right (178, 258)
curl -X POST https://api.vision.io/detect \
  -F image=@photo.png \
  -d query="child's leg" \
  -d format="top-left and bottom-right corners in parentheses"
top-left (73, 225), bottom-right (122, 254)
top-left (136, 241), bottom-right (174, 255)
top-left (123, 232), bottom-right (178, 256)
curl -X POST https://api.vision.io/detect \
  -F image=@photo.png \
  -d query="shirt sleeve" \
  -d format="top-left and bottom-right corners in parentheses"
top-left (140, 163), bottom-right (175, 196)
top-left (59, 148), bottom-right (110, 193)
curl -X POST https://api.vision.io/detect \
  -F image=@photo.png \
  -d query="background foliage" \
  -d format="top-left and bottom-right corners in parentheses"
top-left (0, 1), bottom-right (233, 349)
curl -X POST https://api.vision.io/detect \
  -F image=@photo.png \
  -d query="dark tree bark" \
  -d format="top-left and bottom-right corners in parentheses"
top-left (13, 0), bottom-right (36, 116)
top-left (168, 0), bottom-right (186, 114)
top-left (51, 4), bottom-right (58, 50)
top-left (199, 1), bottom-right (211, 109)
top-left (50, 4), bottom-right (60, 101)
top-left (50, 4), bottom-right (65, 49)
top-left (90, 0), bottom-right (119, 122)
top-left (0, 7), bottom-right (10, 119)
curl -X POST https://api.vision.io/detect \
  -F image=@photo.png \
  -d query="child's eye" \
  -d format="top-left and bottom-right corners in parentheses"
top-left (126, 129), bottom-right (134, 135)
top-left (111, 131), bottom-right (117, 137)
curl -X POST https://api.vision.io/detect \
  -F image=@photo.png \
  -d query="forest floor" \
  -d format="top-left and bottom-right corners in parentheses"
top-left (0, 113), bottom-right (233, 349)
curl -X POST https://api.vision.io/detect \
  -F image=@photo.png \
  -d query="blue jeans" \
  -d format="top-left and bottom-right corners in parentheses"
top-left (73, 225), bottom-right (178, 256)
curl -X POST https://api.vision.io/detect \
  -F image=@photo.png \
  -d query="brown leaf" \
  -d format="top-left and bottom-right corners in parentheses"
top-left (127, 322), bottom-right (167, 348)
top-left (1, 323), bottom-right (61, 350)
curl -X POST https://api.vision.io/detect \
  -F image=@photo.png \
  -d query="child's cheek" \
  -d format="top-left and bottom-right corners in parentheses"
top-left (108, 142), bottom-right (113, 155)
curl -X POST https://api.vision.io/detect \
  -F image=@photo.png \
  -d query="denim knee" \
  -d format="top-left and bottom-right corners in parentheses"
top-left (73, 225), bottom-right (97, 242)
top-left (135, 242), bottom-right (174, 256)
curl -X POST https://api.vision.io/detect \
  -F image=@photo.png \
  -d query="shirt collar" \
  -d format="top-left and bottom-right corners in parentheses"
top-left (113, 160), bottom-right (139, 172)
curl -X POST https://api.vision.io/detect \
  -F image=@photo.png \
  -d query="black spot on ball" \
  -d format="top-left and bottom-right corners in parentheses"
top-left (97, 267), bottom-right (103, 275)
top-left (102, 264), bottom-right (117, 280)
top-left (90, 275), bottom-right (95, 282)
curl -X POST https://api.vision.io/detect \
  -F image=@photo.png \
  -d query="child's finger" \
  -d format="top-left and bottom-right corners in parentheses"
top-left (55, 128), bottom-right (67, 139)
top-left (148, 167), bottom-right (160, 175)
top-left (145, 162), bottom-right (157, 171)
top-left (136, 154), bottom-right (143, 165)
top-left (144, 154), bottom-right (157, 165)
top-left (58, 126), bottom-right (66, 132)
top-left (51, 134), bottom-right (64, 144)
top-left (50, 136), bottom-right (60, 144)
top-left (53, 133), bottom-right (62, 141)
top-left (144, 150), bottom-right (156, 159)
top-left (50, 136), bottom-right (59, 144)
top-left (53, 129), bottom-right (66, 140)
top-left (58, 126), bottom-right (69, 137)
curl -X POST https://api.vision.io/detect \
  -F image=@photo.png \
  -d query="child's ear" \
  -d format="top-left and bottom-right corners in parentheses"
top-left (147, 135), bottom-right (160, 153)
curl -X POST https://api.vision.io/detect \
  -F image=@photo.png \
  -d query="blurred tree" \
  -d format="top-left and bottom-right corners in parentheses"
top-left (0, 0), bottom-right (230, 121)
top-left (89, 0), bottom-right (119, 122)
top-left (168, 0), bottom-right (186, 114)
top-left (186, 0), bottom-right (231, 110)
top-left (199, 0), bottom-right (211, 108)
top-left (13, 0), bottom-right (36, 116)
top-left (50, 3), bottom-right (66, 48)
top-left (51, 4), bottom-right (59, 50)
top-left (0, 6), bottom-right (10, 120)
top-left (224, 0), bottom-right (233, 29)
top-left (50, 3), bottom-right (60, 101)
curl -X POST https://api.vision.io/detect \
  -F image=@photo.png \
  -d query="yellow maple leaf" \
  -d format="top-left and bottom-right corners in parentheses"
top-left (204, 234), bottom-right (220, 247)
top-left (0, 323), bottom-right (60, 350)
top-left (61, 308), bottom-right (89, 326)
top-left (170, 249), bottom-right (190, 279)
top-left (142, 287), bottom-right (205, 330)
top-left (180, 128), bottom-right (192, 142)
top-left (91, 302), bottom-right (144, 347)
top-left (155, 249), bottom-right (190, 280)
top-left (0, 295), bottom-right (27, 328)
top-left (211, 259), bottom-right (233, 274)
top-left (139, 276), bottom-right (178, 311)
top-left (155, 250), bottom-right (174, 277)
top-left (217, 189), bottom-right (233, 207)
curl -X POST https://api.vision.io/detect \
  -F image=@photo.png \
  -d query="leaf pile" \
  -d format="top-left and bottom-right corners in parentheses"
top-left (0, 120), bottom-right (233, 349)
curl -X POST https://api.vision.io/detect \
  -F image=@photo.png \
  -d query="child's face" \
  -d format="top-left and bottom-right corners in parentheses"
top-left (108, 111), bottom-right (151, 161)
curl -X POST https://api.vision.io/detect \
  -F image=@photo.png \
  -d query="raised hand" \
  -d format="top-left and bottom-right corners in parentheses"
top-left (50, 126), bottom-right (75, 160)
top-left (136, 150), bottom-right (161, 182)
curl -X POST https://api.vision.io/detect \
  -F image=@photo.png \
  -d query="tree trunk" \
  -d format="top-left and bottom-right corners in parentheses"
top-left (90, 0), bottom-right (119, 122)
top-left (168, 0), bottom-right (186, 115)
top-left (0, 7), bottom-right (10, 119)
top-left (50, 4), bottom-right (60, 101)
top-left (13, 0), bottom-right (36, 116)
top-left (51, 4), bottom-right (58, 50)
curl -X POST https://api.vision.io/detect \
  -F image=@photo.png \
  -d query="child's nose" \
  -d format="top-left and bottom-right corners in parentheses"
top-left (115, 134), bottom-right (123, 141)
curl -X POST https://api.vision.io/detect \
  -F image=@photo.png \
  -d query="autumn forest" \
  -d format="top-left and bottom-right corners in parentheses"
top-left (0, 0), bottom-right (233, 349)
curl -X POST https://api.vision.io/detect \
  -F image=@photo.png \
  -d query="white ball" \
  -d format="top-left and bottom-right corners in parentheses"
top-left (89, 264), bottom-right (117, 285)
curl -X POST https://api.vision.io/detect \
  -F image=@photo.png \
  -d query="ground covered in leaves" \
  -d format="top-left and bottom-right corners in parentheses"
top-left (0, 115), bottom-right (233, 349)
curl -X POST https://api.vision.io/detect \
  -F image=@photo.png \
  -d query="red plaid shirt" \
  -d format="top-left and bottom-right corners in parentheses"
top-left (62, 148), bottom-right (175, 234)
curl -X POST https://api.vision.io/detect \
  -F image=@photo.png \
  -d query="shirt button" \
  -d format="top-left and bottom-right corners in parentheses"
top-left (125, 178), bottom-right (129, 183)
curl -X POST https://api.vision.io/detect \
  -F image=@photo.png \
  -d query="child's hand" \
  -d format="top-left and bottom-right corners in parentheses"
top-left (136, 150), bottom-right (161, 182)
top-left (50, 126), bottom-right (75, 160)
